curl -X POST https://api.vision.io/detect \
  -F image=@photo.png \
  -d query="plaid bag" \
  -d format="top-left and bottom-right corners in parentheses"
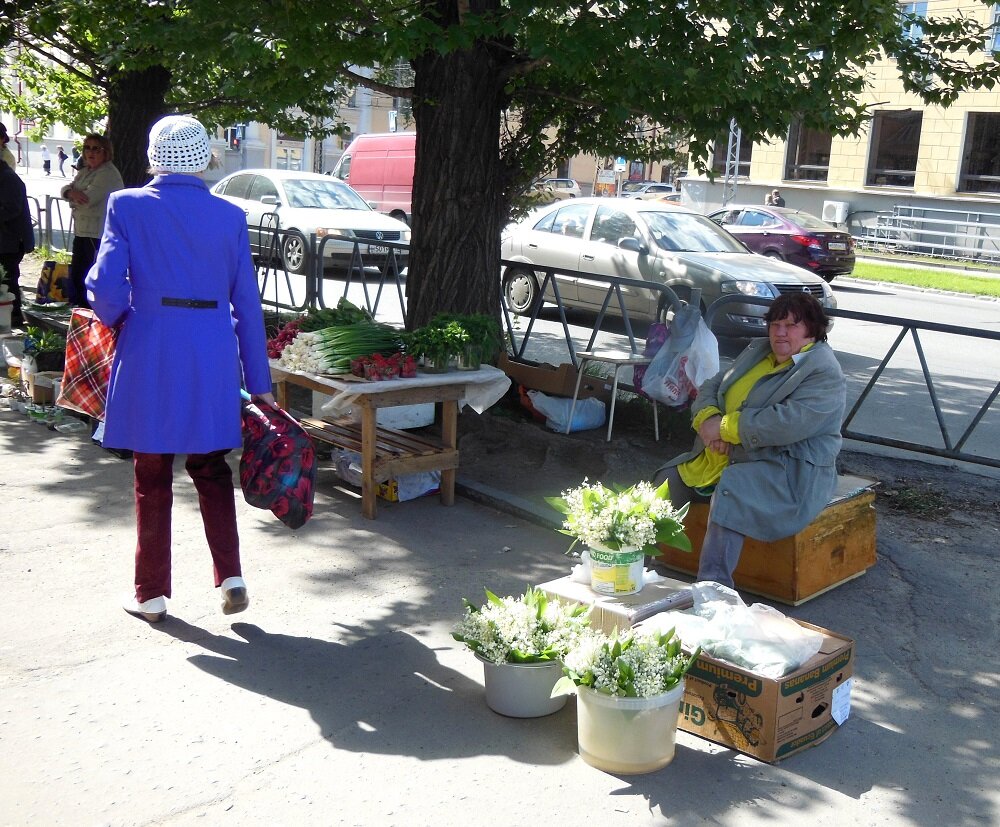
top-left (56, 308), bottom-right (118, 420)
top-left (240, 398), bottom-right (316, 530)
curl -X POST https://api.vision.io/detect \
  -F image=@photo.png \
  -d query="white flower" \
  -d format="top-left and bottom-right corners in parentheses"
top-left (453, 587), bottom-right (591, 666)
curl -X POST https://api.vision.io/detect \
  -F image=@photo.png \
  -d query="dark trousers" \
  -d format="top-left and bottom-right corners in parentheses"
top-left (133, 451), bottom-right (242, 602)
top-left (0, 251), bottom-right (24, 324)
top-left (69, 236), bottom-right (99, 308)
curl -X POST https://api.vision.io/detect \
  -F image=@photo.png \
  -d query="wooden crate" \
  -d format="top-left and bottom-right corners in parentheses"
top-left (656, 474), bottom-right (877, 605)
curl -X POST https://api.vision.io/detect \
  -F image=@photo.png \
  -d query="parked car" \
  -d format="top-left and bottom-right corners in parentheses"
top-left (212, 170), bottom-right (410, 275)
top-left (500, 197), bottom-right (836, 337)
top-left (655, 191), bottom-right (683, 204)
top-left (329, 131), bottom-right (415, 224)
top-left (619, 181), bottom-right (675, 199)
top-left (534, 178), bottom-right (582, 199)
top-left (707, 205), bottom-right (855, 282)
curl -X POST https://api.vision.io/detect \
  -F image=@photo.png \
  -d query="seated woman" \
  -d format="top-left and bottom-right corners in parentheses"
top-left (653, 292), bottom-right (846, 588)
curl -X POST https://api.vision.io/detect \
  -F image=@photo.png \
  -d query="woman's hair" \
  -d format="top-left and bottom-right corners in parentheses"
top-left (764, 292), bottom-right (830, 341)
top-left (84, 134), bottom-right (113, 162)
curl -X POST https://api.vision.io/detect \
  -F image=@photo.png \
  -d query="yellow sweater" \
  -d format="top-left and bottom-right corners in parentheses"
top-left (678, 348), bottom-right (809, 489)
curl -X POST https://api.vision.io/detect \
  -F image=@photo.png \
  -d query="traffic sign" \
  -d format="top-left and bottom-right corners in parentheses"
top-left (614, 156), bottom-right (627, 172)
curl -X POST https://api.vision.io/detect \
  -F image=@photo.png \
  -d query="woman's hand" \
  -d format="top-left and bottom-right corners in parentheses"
top-left (66, 187), bottom-right (89, 206)
top-left (698, 414), bottom-right (731, 456)
top-left (253, 392), bottom-right (276, 407)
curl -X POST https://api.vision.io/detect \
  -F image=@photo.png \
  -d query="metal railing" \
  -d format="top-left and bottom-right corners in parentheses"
top-left (499, 260), bottom-right (688, 370)
top-left (851, 204), bottom-right (1000, 262)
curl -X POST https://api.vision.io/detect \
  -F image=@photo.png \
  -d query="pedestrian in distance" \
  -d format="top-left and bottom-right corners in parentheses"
top-left (0, 155), bottom-right (36, 328)
top-left (86, 114), bottom-right (275, 623)
top-left (57, 145), bottom-right (68, 176)
top-left (0, 123), bottom-right (16, 171)
top-left (764, 188), bottom-right (785, 207)
top-left (40, 143), bottom-right (51, 175)
top-left (652, 292), bottom-right (845, 589)
top-left (71, 145), bottom-right (83, 170)
top-left (60, 134), bottom-right (123, 308)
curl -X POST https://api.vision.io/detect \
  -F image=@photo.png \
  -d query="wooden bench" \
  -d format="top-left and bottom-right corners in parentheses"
top-left (655, 474), bottom-right (878, 605)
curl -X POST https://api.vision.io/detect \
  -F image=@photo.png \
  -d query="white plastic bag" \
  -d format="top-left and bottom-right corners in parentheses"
top-left (640, 306), bottom-right (719, 407)
top-left (527, 389), bottom-right (606, 432)
top-left (639, 582), bottom-right (824, 678)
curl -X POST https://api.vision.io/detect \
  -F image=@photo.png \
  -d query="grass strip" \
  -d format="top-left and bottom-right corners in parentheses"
top-left (846, 262), bottom-right (1000, 298)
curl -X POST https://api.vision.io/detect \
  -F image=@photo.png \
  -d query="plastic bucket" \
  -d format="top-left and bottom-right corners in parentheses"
top-left (2, 334), bottom-right (23, 366)
top-left (588, 546), bottom-right (645, 596)
top-left (478, 656), bottom-right (567, 718)
top-left (0, 301), bottom-right (13, 334)
top-left (576, 681), bottom-right (685, 774)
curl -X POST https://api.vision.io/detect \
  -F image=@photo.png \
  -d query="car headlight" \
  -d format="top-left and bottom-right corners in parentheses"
top-left (400, 230), bottom-right (411, 244)
top-left (720, 280), bottom-right (777, 298)
top-left (316, 227), bottom-right (353, 239)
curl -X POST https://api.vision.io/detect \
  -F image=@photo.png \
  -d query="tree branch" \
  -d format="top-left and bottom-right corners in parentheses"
top-left (343, 67), bottom-right (412, 99)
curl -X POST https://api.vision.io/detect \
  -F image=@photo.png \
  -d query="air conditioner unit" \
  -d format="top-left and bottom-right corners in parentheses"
top-left (822, 200), bottom-right (850, 225)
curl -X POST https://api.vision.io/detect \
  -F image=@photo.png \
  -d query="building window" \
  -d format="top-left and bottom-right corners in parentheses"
top-left (866, 110), bottom-right (923, 187)
top-left (900, 1), bottom-right (927, 41)
top-left (711, 132), bottom-right (752, 177)
top-left (959, 112), bottom-right (1000, 194)
top-left (785, 122), bottom-right (832, 181)
top-left (991, 5), bottom-right (1000, 53)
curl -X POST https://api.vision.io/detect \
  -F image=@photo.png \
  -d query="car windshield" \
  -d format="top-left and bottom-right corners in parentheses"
top-left (281, 179), bottom-right (369, 210)
top-left (643, 211), bottom-right (748, 253)
top-left (620, 182), bottom-right (648, 193)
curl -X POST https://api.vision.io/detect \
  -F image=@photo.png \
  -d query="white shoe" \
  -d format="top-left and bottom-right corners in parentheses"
top-left (123, 594), bottom-right (167, 623)
top-left (221, 576), bottom-right (249, 615)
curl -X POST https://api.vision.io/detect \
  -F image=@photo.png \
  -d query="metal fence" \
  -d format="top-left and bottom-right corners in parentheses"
top-left (851, 204), bottom-right (1000, 263)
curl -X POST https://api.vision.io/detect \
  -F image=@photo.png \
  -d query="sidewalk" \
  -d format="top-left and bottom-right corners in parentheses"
top-left (1, 402), bottom-right (996, 827)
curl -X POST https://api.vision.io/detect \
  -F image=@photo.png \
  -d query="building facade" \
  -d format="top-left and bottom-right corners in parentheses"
top-left (680, 1), bottom-right (1000, 259)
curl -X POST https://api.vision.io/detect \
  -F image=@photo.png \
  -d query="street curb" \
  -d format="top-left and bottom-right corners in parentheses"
top-left (841, 276), bottom-right (1000, 301)
top-left (456, 476), bottom-right (561, 530)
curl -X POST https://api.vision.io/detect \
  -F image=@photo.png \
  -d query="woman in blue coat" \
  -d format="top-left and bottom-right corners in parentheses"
top-left (654, 292), bottom-right (846, 588)
top-left (87, 115), bottom-right (274, 623)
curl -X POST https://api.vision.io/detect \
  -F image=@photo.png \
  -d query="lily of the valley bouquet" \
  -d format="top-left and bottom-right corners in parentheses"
top-left (545, 479), bottom-right (691, 555)
top-left (553, 626), bottom-right (701, 699)
top-left (453, 586), bottom-right (591, 665)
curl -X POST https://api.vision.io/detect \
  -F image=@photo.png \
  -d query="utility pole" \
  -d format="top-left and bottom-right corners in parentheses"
top-left (722, 119), bottom-right (741, 206)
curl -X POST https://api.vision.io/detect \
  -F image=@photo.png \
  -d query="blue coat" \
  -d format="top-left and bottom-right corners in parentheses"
top-left (86, 174), bottom-right (272, 454)
top-left (660, 338), bottom-right (846, 541)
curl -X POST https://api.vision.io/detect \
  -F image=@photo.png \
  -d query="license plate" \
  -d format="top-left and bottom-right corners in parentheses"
top-left (827, 242), bottom-right (847, 251)
top-left (366, 244), bottom-right (389, 256)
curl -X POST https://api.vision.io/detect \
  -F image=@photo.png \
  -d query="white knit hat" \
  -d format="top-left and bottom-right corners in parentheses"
top-left (147, 115), bottom-right (211, 174)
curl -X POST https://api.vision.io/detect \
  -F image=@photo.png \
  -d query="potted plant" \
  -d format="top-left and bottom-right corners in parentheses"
top-left (453, 585), bottom-right (590, 718)
top-left (552, 626), bottom-right (702, 774)
top-left (429, 313), bottom-right (502, 370)
top-left (23, 326), bottom-right (67, 373)
top-left (404, 320), bottom-right (468, 372)
top-left (546, 478), bottom-right (690, 596)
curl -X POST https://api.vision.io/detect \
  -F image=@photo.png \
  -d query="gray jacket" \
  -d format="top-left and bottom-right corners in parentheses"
top-left (661, 338), bottom-right (846, 541)
top-left (61, 162), bottom-right (123, 238)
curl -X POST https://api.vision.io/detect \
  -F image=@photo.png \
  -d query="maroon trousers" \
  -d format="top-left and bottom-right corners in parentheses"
top-left (133, 450), bottom-right (242, 602)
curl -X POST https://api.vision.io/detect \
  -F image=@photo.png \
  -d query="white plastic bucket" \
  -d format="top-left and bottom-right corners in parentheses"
top-left (588, 546), bottom-right (645, 596)
top-left (0, 301), bottom-right (13, 334)
top-left (478, 656), bottom-right (567, 718)
top-left (576, 681), bottom-right (685, 774)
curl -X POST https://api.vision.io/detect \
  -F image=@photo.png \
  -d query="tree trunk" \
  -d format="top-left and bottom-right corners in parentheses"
top-left (106, 66), bottom-right (172, 188)
top-left (407, 21), bottom-right (511, 329)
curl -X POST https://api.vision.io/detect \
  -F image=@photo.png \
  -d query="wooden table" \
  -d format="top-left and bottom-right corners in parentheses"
top-left (271, 364), bottom-right (509, 519)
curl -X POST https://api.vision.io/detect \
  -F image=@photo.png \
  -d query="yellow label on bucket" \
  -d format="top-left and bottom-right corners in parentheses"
top-left (590, 562), bottom-right (640, 595)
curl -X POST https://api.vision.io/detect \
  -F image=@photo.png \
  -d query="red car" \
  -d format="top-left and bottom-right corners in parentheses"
top-left (708, 205), bottom-right (855, 282)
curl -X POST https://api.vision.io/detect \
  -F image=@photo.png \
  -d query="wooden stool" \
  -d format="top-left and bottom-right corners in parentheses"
top-left (655, 475), bottom-right (878, 605)
top-left (566, 350), bottom-right (658, 442)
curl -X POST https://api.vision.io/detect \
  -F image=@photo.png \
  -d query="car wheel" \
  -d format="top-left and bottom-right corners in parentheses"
top-left (822, 273), bottom-right (837, 284)
top-left (764, 251), bottom-right (783, 261)
top-left (503, 268), bottom-right (541, 315)
top-left (281, 231), bottom-right (309, 275)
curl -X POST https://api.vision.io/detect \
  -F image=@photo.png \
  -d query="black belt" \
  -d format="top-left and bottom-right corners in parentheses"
top-left (162, 297), bottom-right (218, 309)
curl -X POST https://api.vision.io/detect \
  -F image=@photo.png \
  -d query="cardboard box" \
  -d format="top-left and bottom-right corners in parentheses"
top-left (538, 574), bottom-right (694, 634)
top-left (27, 371), bottom-right (63, 404)
top-left (656, 474), bottom-right (877, 605)
top-left (677, 620), bottom-right (854, 762)
top-left (498, 352), bottom-right (612, 402)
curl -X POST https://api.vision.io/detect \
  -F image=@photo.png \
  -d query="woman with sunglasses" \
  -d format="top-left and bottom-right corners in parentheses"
top-left (60, 134), bottom-right (123, 307)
